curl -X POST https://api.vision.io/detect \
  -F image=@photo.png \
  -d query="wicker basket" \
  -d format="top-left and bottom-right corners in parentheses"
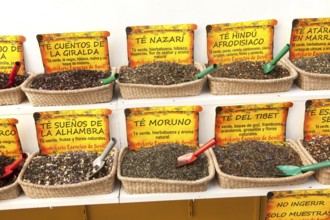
top-left (284, 57), bottom-right (330, 90)
top-left (296, 138), bottom-right (330, 185)
top-left (18, 149), bottom-right (118, 199)
top-left (116, 63), bottom-right (206, 99)
top-left (21, 72), bottom-right (115, 107)
top-left (208, 60), bottom-right (297, 95)
top-left (210, 140), bottom-right (314, 189)
top-left (0, 79), bottom-right (28, 106)
top-left (0, 180), bottom-right (21, 200)
top-left (117, 146), bottom-right (215, 194)
top-left (0, 152), bottom-right (30, 200)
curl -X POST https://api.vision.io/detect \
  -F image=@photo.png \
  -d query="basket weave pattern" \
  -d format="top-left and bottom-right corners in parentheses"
top-left (297, 139), bottom-right (330, 185)
top-left (208, 60), bottom-right (297, 95)
top-left (0, 84), bottom-right (26, 105)
top-left (21, 73), bottom-right (115, 106)
top-left (285, 58), bottom-right (330, 90)
top-left (117, 146), bottom-right (215, 194)
top-left (0, 181), bottom-right (21, 200)
top-left (117, 63), bottom-right (206, 99)
top-left (210, 140), bottom-right (314, 189)
top-left (18, 149), bottom-right (118, 199)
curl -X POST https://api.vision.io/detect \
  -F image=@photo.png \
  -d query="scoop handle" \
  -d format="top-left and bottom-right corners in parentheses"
top-left (301, 160), bottom-right (330, 172)
top-left (193, 138), bottom-right (216, 157)
top-left (99, 137), bottom-right (117, 161)
top-left (194, 64), bottom-right (217, 80)
top-left (270, 44), bottom-right (290, 65)
top-left (5, 153), bottom-right (28, 173)
top-left (4, 61), bottom-right (21, 88)
top-left (100, 73), bottom-right (119, 84)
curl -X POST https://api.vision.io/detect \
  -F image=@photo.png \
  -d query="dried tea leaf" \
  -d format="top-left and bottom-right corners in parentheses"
top-left (213, 140), bottom-right (302, 177)
top-left (119, 62), bottom-right (199, 85)
top-left (29, 70), bottom-right (112, 90)
top-left (121, 144), bottom-right (209, 181)
top-left (210, 61), bottom-right (290, 79)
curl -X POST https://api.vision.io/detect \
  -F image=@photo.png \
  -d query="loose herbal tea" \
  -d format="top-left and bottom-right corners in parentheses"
top-left (213, 140), bottom-right (302, 177)
top-left (119, 62), bottom-right (199, 85)
top-left (22, 150), bottom-right (115, 185)
top-left (0, 73), bottom-right (28, 89)
top-left (210, 61), bottom-right (290, 79)
top-left (0, 154), bottom-right (22, 187)
top-left (292, 54), bottom-right (330, 74)
top-left (303, 135), bottom-right (330, 162)
top-left (29, 70), bottom-right (112, 90)
top-left (121, 144), bottom-right (209, 181)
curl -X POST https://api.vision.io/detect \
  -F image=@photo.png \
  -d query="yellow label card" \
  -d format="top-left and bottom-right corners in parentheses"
top-left (0, 118), bottom-right (22, 158)
top-left (0, 35), bottom-right (26, 75)
top-left (37, 31), bottom-right (110, 73)
top-left (215, 102), bottom-right (292, 146)
top-left (304, 99), bottom-right (330, 140)
top-left (207, 19), bottom-right (277, 64)
top-left (126, 24), bottom-right (197, 67)
top-left (125, 106), bottom-right (202, 150)
top-left (34, 109), bottom-right (111, 155)
top-left (266, 189), bottom-right (330, 220)
top-left (290, 18), bottom-right (330, 60)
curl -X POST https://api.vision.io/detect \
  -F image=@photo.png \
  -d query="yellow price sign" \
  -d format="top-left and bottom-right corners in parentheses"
top-left (125, 106), bottom-right (202, 150)
top-left (215, 102), bottom-right (292, 146)
top-left (34, 109), bottom-right (111, 155)
top-left (266, 189), bottom-right (330, 219)
top-left (0, 35), bottom-right (26, 75)
top-left (207, 19), bottom-right (277, 64)
top-left (304, 99), bottom-right (330, 140)
top-left (126, 24), bottom-right (197, 67)
top-left (0, 118), bottom-right (22, 158)
top-left (290, 17), bottom-right (330, 60)
top-left (37, 31), bottom-right (110, 73)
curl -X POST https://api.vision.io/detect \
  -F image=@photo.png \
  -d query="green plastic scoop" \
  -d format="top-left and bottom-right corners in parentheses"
top-left (100, 73), bottom-right (119, 84)
top-left (194, 64), bottom-right (218, 80)
top-left (263, 44), bottom-right (290, 74)
top-left (276, 160), bottom-right (330, 176)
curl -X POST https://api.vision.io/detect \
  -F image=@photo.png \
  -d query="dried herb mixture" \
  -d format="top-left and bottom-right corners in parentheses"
top-left (303, 135), bottom-right (330, 162)
top-left (29, 70), bottom-right (112, 90)
top-left (121, 144), bottom-right (209, 181)
top-left (213, 141), bottom-right (302, 177)
top-left (210, 61), bottom-right (290, 79)
top-left (0, 73), bottom-right (28, 90)
top-left (292, 54), bottom-right (330, 74)
top-left (119, 62), bottom-right (199, 85)
top-left (22, 150), bottom-right (115, 185)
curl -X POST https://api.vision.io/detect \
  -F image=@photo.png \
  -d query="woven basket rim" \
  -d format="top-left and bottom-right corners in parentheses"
top-left (207, 60), bottom-right (297, 84)
top-left (18, 149), bottom-right (119, 190)
top-left (0, 179), bottom-right (20, 192)
top-left (21, 73), bottom-right (115, 95)
top-left (210, 140), bottom-right (314, 184)
top-left (285, 57), bottom-right (330, 79)
top-left (117, 146), bottom-right (215, 185)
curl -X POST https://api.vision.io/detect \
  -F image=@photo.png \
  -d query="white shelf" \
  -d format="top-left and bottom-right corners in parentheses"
top-left (0, 183), bottom-right (120, 211)
top-left (1, 85), bottom-right (330, 210)
top-left (0, 177), bottom-right (328, 210)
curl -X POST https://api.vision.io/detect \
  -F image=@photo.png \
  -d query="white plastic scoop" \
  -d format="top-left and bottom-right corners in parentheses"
top-left (87, 137), bottom-right (117, 179)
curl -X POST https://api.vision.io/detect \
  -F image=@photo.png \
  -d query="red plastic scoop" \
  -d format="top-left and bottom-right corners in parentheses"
top-left (0, 153), bottom-right (28, 179)
top-left (3, 61), bottom-right (21, 89)
top-left (176, 138), bottom-right (216, 168)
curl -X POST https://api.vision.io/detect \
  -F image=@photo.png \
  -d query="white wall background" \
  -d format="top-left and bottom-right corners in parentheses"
top-left (0, 0), bottom-right (329, 152)
top-left (0, 0), bottom-right (329, 73)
